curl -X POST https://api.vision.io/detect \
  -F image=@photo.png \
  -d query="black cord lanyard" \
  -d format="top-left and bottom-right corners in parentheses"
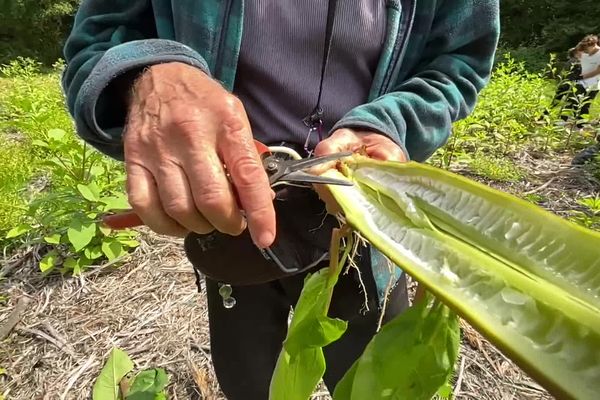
top-left (302, 0), bottom-right (338, 152)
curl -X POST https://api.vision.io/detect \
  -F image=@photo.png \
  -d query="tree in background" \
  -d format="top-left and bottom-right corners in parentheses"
top-left (501, 0), bottom-right (600, 52)
top-left (0, 0), bottom-right (79, 64)
top-left (0, 0), bottom-right (598, 70)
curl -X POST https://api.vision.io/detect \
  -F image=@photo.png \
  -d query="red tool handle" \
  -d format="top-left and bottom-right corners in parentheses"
top-left (103, 140), bottom-right (270, 230)
top-left (102, 211), bottom-right (145, 229)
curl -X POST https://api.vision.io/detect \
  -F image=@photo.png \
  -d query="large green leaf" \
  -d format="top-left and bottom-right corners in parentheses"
top-left (126, 368), bottom-right (169, 400)
top-left (93, 348), bottom-right (134, 400)
top-left (77, 183), bottom-right (101, 202)
top-left (327, 157), bottom-right (600, 400)
top-left (269, 231), bottom-right (349, 400)
top-left (334, 296), bottom-right (460, 400)
top-left (67, 220), bottom-right (96, 251)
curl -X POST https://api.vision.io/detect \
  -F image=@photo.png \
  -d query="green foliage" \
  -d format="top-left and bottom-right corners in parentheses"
top-left (434, 54), bottom-right (600, 174)
top-left (126, 369), bottom-right (169, 400)
top-left (93, 348), bottom-right (134, 400)
top-left (500, 0), bottom-right (600, 54)
top-left (0, 58), bottom-right (135, 275)
top-left (469, 155), bottom-right (524, 182)
top-left (333, 296), bottom-right (459, 400)
top-left (571, 196), bottom-right (600, 230)
top-left (496, 45), bottom-right (550, 72)
top-left (434, 55), bottom-right (550, 168)
top-left (0, 0), bottom-right (80, 64)
top-left (270, 231), bottom-right (349, 400)
top-left (271, 230), bottom-right (460, 400)
top-left (93, 348), bottom-right (169, 400)
top-left (6, 128), bottom-right (137, 275)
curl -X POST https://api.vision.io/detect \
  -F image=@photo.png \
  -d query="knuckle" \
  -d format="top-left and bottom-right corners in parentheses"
top-left (246, 202), bottom-right (275, 225)
top-left (163, 200), bottom-right (190, 219)
top-left (223, 94), bottom-right (243, 112)
top-left (230, 156), bottom-right (265, 188)
top-left (195, 186), bottom-right (230, 214)
top-left (127, 192), bottom-right (149, 213)
top-left (219, 97), bottom-right (246, 135)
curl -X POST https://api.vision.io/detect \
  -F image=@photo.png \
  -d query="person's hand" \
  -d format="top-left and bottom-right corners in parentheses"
top-left (314, 129), bottom-right (407, 162)
top-left (123, 62), bottom-right (275, 248)
top-left (313, 129), bottom-right (408, 214)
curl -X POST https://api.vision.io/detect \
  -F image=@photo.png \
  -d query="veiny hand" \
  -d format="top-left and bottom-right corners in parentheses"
top-left (124, 62), bottom-right (275, 248)
top-left (313, 129), bottom-right (408, 213)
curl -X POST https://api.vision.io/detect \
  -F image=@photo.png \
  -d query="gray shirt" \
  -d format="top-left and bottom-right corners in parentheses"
top-left (233, 0), bottom-right (387, 148)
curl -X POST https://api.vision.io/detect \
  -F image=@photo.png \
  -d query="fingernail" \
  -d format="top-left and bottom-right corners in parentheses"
top-left (256, 231), bottom-right (275, 248)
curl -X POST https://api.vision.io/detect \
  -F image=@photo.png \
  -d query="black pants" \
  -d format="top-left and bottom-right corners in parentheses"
top-left (202, 253), bottom-right (408, 399)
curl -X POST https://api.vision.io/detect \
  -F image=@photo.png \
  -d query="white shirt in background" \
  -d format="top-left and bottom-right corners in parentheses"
top-left (581, 50), bottom-right (600, 90)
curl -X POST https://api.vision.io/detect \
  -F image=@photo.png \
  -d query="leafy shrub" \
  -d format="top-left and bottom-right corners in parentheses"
top-left (433, 55), bottom-right (550, 167)
top-left (469, 155), bottom-right (525, 182)
top-left (496, 45), bottom-right (550, 72)
top-left (1, 58), bottom-right (136, 275)
top-left (6, 128), bottom-right (138, 275)
top-left (571, 196), bottom-right (600, 230)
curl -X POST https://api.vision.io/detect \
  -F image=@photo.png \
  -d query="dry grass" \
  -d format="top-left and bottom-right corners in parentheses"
top-left (1, 152), bottom-right (598, 400)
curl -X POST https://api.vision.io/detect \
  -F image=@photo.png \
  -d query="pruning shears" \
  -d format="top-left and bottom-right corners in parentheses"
top-left (102, 140), bottom-right (353, 230)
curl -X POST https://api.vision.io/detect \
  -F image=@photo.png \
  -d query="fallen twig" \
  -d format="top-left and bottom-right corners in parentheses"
top-left (523, 177), bottom-right (557, 195)
top-left (60, 355), bottom-right (96, 400)
top-left (453, 356), bottom-right (467, 399)
top-left (0, 297), bottom-right (31, 340)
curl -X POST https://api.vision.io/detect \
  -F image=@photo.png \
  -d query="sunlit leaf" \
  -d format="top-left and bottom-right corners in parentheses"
top-left (101, 194), bottom-right (131, 211)
top-left (270, 230), bottom-right (349, 400)
top-left (6, 223), bottom-right (31, 239)
top-left (119, 239), bottom-right (140, 248)
top-left (334, 296), bottom-right (459, 400)
top-left (67, 220), bottom-right (96, 252)
top-left (77, 183), bottom-right (101, 202)
top-left (126, 368), bottom-right (169, 400)
top-left (102, 240), bottom-right (125, 261)
top-left (44, 233), bottom-right (62, 244)
top-left (31, 139), bottom-right (49, 148)
top-left (93, 348), bottom-right (134, 400)
top-left (39, 250), bottom-right (58, 274)
top-left (47, 128), bottom-right (66, 142)
top-left (84, 246), bottom-right (104, 260)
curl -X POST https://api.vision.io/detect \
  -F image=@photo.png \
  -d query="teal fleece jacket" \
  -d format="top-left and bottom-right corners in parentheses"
top-left (62, 0), bottom-right (500, 162)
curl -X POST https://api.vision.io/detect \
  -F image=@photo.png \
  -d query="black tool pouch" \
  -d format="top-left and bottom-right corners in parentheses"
top-left (184, 186), bottom-right (339, 286)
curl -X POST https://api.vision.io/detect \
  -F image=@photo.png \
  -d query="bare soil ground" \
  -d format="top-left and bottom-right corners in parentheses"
top-left (1, 149), bottom-right (598, 400)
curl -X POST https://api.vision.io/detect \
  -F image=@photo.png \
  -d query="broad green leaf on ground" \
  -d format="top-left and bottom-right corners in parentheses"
top-left (43, 233), bottom-right (62, 244)
top-left (93, 348), bottom-right (134, 400)
top-left (126, 368), bottom-right (169, 400)
top-left (269, 231), bottom-right (350, 400)
top-left (102, 240), bottom-right (125, 261)
top-left (326, 157), bottom-right (600, 400)
top-left (77, 183), bottom-right (101, 202)
top-left (85, 246), bottom-right (104, 260)
top-left (334, 296), bottom-right (459, 400)
top-left (67, 220), bottom-right (96, 251)
top-left (39, 250), bottom-right (59, 274)
top-left (5, 223), bottom-right (31, 239)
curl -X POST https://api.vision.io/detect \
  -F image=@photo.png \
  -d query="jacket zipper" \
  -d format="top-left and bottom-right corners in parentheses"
top-left (214, 0), bottom-right (234, 82)
top-left (379, 0), bottom-right (416, 96)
